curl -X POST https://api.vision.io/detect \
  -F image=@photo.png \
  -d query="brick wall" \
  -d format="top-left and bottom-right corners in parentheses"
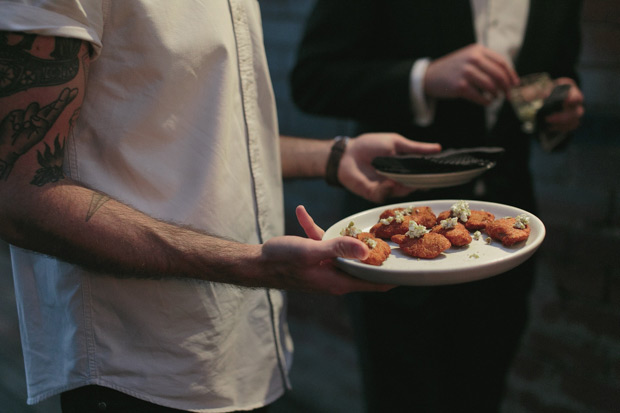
top-left (260, 0), bottom-right (620, 412)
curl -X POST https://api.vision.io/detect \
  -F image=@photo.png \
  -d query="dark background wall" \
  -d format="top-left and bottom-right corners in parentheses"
top-left (1, 1), bottom-right (618, 412)
top-left (261, 0), bottom-right (620, 412)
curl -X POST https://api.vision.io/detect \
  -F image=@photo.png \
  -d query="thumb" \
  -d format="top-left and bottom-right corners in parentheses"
top-left (394, 139), bottom-right (441, 155)
top-left (322, 236), bottom-right (370, 262)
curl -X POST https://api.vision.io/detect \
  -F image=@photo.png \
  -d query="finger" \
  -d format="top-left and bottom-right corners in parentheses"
top-left (554, 77), bottom-right (577, 87)
top-left (565, 86), bottom-right (584, 108)
top-left (553, 78), bottom-right (583, 107)
top-left (386, 182), bottom-right (417, 199)
top-left (295, 205), bottom-right (324, 240)
top-left (545, 104), bottom-right (583, 131)
top-left (365, 180), bottom-right (400, 204)
top-left (327, 271), bottom-right (396, 293)
top-left (304, 265), bottom-right (396, 294)
top-left (392, 138), bottom-right (442, 155)
top-left (464, 65), bottom-right (501, 99)
top-left (480, 48), bottom-right (520, 87)
top-left (460, 82), bottom-right (493, 106)
top-left (545, 108), bottom-right (583, 133)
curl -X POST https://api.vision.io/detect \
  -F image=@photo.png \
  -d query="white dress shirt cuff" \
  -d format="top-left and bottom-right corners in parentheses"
top-left (410, 57), bottom-right (436, 127)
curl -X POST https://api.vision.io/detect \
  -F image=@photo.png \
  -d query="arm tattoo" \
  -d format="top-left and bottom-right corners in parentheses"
top-left (0, 87), bottom-right (78, 180)
top-left (0, 33), bottom-right (82, 182)
top-left (30, 134), bottom-right (65, 186)
top-left (0, 33), bottom-right (80, 96)
top-left (86, 193), bottom-right (111, 222)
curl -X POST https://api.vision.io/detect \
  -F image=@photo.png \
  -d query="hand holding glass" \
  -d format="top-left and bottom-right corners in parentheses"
top-left (509, 72), bottom-right (554, 133)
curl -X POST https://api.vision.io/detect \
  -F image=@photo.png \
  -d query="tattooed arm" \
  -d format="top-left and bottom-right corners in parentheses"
top-left (0, 32), bottom-right (390, 294)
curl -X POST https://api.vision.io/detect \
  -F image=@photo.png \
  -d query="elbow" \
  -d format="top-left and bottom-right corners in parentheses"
top-left (0, 212), bottom-right (24, 248)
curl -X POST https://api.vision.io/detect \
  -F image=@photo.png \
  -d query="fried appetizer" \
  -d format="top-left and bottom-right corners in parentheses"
top-left (391, 220), bottom-right (451, 259)
top-left (431, 217), bottom-right (472, 247)
top-left (379, 207), bottom-right (406, 220)
top-left (370, 212), bottom-right (412, 239)
top-left (408, 206), bottom-right (438, 229)
top-left (357, 232), bottom-right (391, 266)
top-left (379, 206), bottom-right (437, 229)
top-left (485, 215), bottom-right (531, 246)
top-left (436, 200), bottom-right (494, 231)
top-left (340, 222), bottom-right (391, 265)
top-left (392, 233), bottom-right (451, 259)
top-left (465, 210), bottom-right (495, 230)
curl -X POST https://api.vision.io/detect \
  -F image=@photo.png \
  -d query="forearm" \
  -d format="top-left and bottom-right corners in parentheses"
top-left (1, 177), bottom-right (398, 294)
top-left (280, 135), bottom-right (332, 178)
top-left (0, 34), bottom-right (393, 295)
top-left (1, 178), bottom-right (263, 284)
top-left (0, 33), bottom-right (256, 285)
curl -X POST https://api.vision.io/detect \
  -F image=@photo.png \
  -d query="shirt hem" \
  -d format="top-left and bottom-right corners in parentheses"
top-left (27, 380), bottom-right (287, 412)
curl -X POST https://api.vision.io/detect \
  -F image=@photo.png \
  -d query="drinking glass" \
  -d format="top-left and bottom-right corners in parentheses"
top-left (509, 72), bottom-right (554, 133)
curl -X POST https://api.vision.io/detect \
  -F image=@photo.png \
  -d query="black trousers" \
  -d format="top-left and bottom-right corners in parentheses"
top-left (61, 385), bottom-right (270, 413)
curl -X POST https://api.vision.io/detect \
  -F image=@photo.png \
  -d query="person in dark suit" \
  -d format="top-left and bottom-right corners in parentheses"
top-left (291, 1), bottom-right (584, 411)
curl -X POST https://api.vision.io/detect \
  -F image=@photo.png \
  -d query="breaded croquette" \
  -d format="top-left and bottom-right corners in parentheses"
top-left (431, 222), bottom-right (472, 247)
top-left (485, 217), bottom-right (531, 246)
top-left (465, 210), bottom-right (495, 230)
top-left (379, 206), bottom-right (437, 229)
top-left (436, 209), bottom-right (495, 231)
top-left (370, 215), bottom-right (411, 239)
top-left (408, 206), bottom-right (438, 229)
top-left (391, 232), bottom-right (451, 259)
top-left (357, 232), bottom-right (391, 266)
top-left (379, 208), bottom-right (406, 220)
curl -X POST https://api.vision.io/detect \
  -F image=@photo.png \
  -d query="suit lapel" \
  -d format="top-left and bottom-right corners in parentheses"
top-left (515, 0), bottom-right (550, 74)
top-left (437, 1), bottom-right (476, 54)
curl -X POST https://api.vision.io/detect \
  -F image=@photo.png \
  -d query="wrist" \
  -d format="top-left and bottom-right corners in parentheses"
top-left (325, 136), bottom-right (350, 187)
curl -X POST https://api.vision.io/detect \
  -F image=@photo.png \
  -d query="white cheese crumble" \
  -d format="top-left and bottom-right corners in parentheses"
top-left (394, 211), bottom-right (406, 223)
top-left (380, 217), bottom-right (394, 225)
top-left (440, 217), bottom-right (458, 229)
top-left (365, 238), bottom-right (377, 249)
top-left (406, 220), bottom-right (429, 238)
top-left (473, 231), bottom-right (481, 240)
top-left (451, 200), bottom-right (471, 222)
top-left (514, 214), bottom-right (530, 229)
top-left (340, 221), bottom-right (362, 237)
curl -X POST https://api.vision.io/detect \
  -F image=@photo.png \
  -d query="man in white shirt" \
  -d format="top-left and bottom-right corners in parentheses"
top-left (0, 1), bottom-right (442, 412)
top-left (292, 0), bottom-right (584, 411)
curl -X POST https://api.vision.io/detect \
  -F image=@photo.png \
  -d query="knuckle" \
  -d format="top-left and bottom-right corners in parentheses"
top-left (455, 79), bottom-right (469, 94)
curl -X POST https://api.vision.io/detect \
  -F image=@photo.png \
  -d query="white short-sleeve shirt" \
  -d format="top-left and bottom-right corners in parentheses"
top-left (1, 1), bottom-right (291, 411)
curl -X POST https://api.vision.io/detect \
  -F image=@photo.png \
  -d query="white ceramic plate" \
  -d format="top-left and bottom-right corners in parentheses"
top-left (376, 165), bottom-right (493, 188)
top-left (322, 200), bottom-right (545, 286)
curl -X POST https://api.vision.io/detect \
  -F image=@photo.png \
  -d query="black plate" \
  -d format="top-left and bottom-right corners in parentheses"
top-left (372, 147), bottom-right (505, 175)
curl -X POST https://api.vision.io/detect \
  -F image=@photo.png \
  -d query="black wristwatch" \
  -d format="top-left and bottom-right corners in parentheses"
top-left (325, 136), bottom-right (349, 187)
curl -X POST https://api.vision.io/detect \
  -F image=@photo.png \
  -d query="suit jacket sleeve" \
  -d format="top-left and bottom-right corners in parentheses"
top-left (290, 0), bottom-right (416, 125)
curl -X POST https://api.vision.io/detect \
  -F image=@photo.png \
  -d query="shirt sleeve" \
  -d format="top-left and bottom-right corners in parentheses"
top-left (409, 57), bottom-right (437, 127)
top-left (0, 1), bottom-right (105, 59)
